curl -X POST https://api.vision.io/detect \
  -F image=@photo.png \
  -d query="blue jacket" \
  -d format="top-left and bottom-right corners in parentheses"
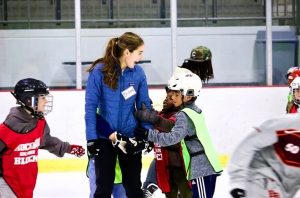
top-left (85, 63), bottom-right (152, 141)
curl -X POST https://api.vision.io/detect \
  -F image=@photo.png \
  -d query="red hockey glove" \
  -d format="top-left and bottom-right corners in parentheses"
top-left (69, 145), bottom-right (85, 157)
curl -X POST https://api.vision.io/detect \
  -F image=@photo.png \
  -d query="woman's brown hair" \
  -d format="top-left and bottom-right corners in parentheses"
top-left (86, 32), bottom-right (144, 89)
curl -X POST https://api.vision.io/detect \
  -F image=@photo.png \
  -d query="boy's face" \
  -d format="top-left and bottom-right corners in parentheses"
top-left (170, 90), bottom-right (193, 107)
top-left (294, 89), bottom-right (300, 100)
top-left (36, 94), bottom-right (53, 115)
top-left (37, 95), bottom-right (48, 113)
top-left (163, 91), bottom-right (174, 110)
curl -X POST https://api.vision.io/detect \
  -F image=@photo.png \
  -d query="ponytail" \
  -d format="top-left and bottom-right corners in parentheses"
top-left (87, 32), bottom-right (144, 89)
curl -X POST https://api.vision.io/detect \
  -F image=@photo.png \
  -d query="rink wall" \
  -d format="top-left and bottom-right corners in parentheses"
top-left (0, 86), bottom-right (289, 172)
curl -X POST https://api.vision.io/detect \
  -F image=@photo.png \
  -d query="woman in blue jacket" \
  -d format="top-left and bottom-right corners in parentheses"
top-left (85, 32), bottom-right (152, 198)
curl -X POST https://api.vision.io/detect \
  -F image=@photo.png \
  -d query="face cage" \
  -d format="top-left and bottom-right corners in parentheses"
top-left (31, 94), bottom-right (53, 116)
top-left (292, 89), bottom-right (300, 106)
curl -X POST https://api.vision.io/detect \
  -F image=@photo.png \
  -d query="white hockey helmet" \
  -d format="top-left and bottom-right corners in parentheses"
top-left (167, 71), bottom-right (202, 97)
top-left (172, 67), bottom-right (192, 76)
top-left (290, 76), bottom-right (300, 105)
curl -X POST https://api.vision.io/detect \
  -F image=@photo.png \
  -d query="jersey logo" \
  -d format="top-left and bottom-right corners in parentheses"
top-left (285, 143), bottom-right (299, 154)
top-left (274, 129), bottom-right (300, 167)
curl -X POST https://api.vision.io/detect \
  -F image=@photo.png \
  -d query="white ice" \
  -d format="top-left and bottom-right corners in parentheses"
top-left (34, 168), bottom-right (231, 198)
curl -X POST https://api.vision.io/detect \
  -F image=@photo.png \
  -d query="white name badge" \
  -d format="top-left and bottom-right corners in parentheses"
top-left (122, 86), bottom-right (136, 100)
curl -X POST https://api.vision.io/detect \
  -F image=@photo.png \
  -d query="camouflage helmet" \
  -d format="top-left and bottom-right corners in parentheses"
top-left (187, 46), bottom-right (212, 62)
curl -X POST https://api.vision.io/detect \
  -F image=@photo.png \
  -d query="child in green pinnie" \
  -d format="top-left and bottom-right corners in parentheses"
top-left (134, 71), bottom-right (222, 198)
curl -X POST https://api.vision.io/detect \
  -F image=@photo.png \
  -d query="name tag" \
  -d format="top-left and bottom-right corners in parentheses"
top-left (122, 86), bottom-right (136, 100)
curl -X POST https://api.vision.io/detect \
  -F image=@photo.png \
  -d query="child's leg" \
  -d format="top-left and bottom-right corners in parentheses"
top-left (177, 180), bottom-right (192, 198)
top-left (165, 175), bottom-right (178, 198)
top-left (191, 174), bottom-right (217, 198)
top-left (167, 168), bottom-right (192, 198)
top-left (142, 159), bottom-right (157, 189)
top-left (112, 157), bottom-right (127, 198)
top-left (113, 183), bottom-right (127, 198)
top-left (87, 158), bottom-right (96, 198)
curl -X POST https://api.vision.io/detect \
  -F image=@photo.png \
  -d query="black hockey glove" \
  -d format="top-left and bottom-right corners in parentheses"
top-left (230, 188), bottom-right (246, 198)
top-left (87, 139), bottom-right (101, 158)
top-left (126, 138), bottom-right (146, 155)
top-left (144, 141), bottom-right (154, 154)
top-left (134, 127), bottom-right (149, 141)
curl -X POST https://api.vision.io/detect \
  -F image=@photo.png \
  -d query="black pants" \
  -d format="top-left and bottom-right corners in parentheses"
top-left (94, 138), bottom-right (143, 198)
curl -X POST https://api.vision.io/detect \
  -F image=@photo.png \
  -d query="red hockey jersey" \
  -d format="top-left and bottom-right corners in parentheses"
top-left (0, 119), bottom-right (45, 198)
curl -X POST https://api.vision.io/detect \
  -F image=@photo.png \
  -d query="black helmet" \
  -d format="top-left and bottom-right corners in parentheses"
top-left (12, 78), bottom-right (49, 104)
top-left (11, 78), bottom-right (52, 117)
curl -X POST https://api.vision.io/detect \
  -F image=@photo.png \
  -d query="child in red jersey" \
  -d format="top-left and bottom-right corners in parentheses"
top-left (285, 66), bottom-right (300, 113)
top-left (137, 88), bottom-right (192, 198)
top-left (287, 77), bottom-right (300, 113)
top-left (0, 78), bottom-right (85, 198)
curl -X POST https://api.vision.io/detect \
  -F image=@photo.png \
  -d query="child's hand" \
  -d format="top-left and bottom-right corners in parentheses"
top-left (69, 145), bottom-right (85, 157)
top-left (230, 188), bottom-right (246, 198)
top-left (87, 140), bottom-right (100, 157)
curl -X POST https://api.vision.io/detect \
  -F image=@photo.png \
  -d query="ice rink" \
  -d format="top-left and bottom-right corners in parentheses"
top-left (33, 167), bottom-right (300, 198)
top-left (34, 164), bottom-right (231, 198)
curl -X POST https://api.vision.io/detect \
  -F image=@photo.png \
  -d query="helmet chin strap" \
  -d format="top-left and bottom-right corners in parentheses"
top-left (20, 105), bottom-right (44, 118)
top-left (22, 105), bottom-right (35, 115)
top-left (16, 96), bottom-right (44, 118)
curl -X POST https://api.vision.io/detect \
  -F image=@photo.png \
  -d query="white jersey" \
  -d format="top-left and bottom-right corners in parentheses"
top-left (228, 113), bottom-right (300, 198)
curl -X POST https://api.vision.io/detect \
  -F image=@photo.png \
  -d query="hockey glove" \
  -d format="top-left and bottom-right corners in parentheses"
top-left (144, 141), bottom-right (154, 154)
top-left (126, 138), bottom-right (146, 155)
top-left (230, 188), bottom-right (246, 198)
top-left (111, 132), bottom-right (130, 154)
top-left (87, 139), bottom-right (101, 157)
top-left (69, 145), bottom-right (85, 157)
top-left (134, 127), bottom-right (149, 141)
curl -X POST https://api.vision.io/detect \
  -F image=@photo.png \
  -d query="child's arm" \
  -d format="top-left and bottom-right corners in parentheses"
top-left (155, 115), bottom-right (175, 132)
top-left (39, 123), bottom-right (85, 157)
top-left (135, 108), bottom-right (175, 132)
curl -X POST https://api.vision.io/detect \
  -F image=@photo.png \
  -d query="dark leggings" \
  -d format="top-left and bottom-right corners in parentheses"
top-left (94, 138), bottom-right (143, 198)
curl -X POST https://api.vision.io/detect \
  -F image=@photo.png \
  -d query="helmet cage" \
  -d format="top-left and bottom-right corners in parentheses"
top-left (292, 89), bottom-right (300, 106)
top-left (43, 94), bottom-right (53, 115)
top-left (31, 94), bottom-right (53, 116)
